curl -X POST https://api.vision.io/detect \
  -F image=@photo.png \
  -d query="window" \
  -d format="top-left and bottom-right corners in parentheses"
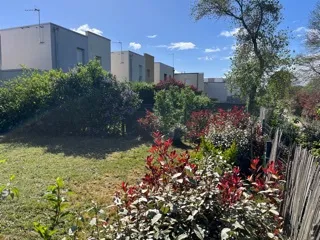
top-left (95, 56), bottom-right (102, 65)
top-left (147, 69), bottom-right (151, 78)
top-left (139, 65), bottom-right (143, 81)
top-left (164, 73), bottom-right (167, 80)
top-left (76, 48), bottom-right (84, 64)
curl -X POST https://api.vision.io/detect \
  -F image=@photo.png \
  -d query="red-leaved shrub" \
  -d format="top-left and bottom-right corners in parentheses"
top-left (186, 110), bottom-right (213, 141)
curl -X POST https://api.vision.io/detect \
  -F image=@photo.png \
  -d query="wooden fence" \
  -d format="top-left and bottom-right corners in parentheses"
top-left (258, 109), bottom-right (320, 239)
top-left (280, 147), bottom-right (320, 240)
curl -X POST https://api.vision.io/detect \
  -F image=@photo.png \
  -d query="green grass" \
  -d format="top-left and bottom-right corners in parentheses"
top-left (0, 133), bottom-right (151, 239)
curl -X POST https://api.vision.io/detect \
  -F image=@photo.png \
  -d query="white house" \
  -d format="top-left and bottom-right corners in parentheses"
top-left (204, 78), bottom-right (240, 103)
top-left (0, 22), bottom-right (111, 80)
top-left (174, 72), bottom-right (204, 91)
top-left (154, 62), bottom-right (174, 83)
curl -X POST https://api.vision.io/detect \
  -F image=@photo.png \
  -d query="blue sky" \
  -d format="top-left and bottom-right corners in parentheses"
top-left (0, 0), bottom-right (318, 77)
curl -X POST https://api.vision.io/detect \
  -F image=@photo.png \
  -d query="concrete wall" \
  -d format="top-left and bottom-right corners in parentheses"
top-left (154, 62), bottom-right (174, 83)
top-left (204, 78), bottom-right (241, 103)
top-left (86, 32), bottom-right (111, 72)
top-left (174, 73), bottom-right (204, 91)
top-left (0, 24), bottom-right (53, 70)
top-left (144, 53), bottom-right (154, 83)
top-left (111, 51), bottom-right (129, 81)
top-left (129, 51), bottom-right (145, 82)
top-left (0, 69), bottom-right (24, 81)
top-left (204, 82), bottom-right (229, 102)
top-left (50, 24), bottom-right (88, 72)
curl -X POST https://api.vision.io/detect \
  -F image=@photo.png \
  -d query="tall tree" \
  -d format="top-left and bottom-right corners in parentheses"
top-left (192, 0), bottom-right (290, 114)
top-left (307, 1), bottom-right (320, 51)
top-left (293, 1), bottom-right (320, 90)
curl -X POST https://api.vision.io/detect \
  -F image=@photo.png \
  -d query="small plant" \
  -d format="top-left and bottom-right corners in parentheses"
top-left (0, 174), bottom-right (19, 200)
top-left (34, 177), bottom-right (71, 240)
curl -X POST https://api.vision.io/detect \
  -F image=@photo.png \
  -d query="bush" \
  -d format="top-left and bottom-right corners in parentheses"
top-left (155, 78), bottom-right (202, 95)
top-left (0, 61), bottom-right (141, 136)
top-left (153, 86), bottom-right (212, 134)
top-left (204, 107), bottom-right (265, 169)
top-left (97, 134), bottom-right (285, 239)
top-left (186, 110), bottom-right (213, 142)
top-left (0, 69), bottom-right (65, 132)
top-left (130, 82), bottom-right (155, 105)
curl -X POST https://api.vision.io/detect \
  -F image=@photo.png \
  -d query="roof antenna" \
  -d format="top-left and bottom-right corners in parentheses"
top-left (25, 8), bottom-right (43, 43)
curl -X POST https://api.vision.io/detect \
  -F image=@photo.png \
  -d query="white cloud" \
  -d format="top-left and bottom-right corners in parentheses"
top-left (129, 42), bottom-right (142, 50)
top-left (147, 34), bottom-right (157, 39)
top-left (198, 56), bottom-right (215, 61)
top-left (155, 42), bottom-right (196, 50)
top-left (205, 47), bottom-right (220, 53)
top-left (168, 42), bottom-right (196, 50)
top-left (223, 47), bottom-right (228, 50)
top-left (294, 27), bottom-right (308, 33)
top-left (220, 28), bottom-right (240, 37)
top-left (71, 24), bottom-right (103, 36)
top-left (220, 56), bottom-right (233, 60)
top-left (174, 69), bottom-right (181, 73)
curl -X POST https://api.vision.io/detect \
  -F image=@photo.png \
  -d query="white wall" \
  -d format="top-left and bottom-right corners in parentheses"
top-left (86, 32), bottom-right (111, 72)
top-left (129, 52), bottom-right (145, 82)
top-left (111, 51), bottom-right (129, 82)
top-left (0, 24), bottom-right (53, 70)
top-left (174, 73), bottom-right (204, 91)
top-left (50, 24), bottom-right (88, 72)
top-left (204, 82), bottom-right (229, 102)
top-left (154, 62), bottom-right (174, 83)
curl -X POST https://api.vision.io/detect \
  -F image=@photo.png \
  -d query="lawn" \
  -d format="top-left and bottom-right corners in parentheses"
top-left (0, 133), bottom-right (151, 239)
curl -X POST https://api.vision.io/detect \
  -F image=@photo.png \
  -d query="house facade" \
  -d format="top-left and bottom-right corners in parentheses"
top-left (111, 51), bottom-right (146, 82)
top-left (154, 62), bottom-right (174, 83)
top-left (174, 72), bottom-right (204, 91)
top-left (204, 78), bottom-right (241, 103)
top-left (0, 23), bottom-right (111, 80)
top-left (144, 53), bottom-right (154, 83)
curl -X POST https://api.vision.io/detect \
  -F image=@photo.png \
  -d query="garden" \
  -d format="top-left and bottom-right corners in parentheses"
top-left (1, 0), bottom-right (320, 239)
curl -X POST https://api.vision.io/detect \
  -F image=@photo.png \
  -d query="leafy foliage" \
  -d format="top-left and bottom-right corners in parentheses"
top-left (34, 177), bottom-right (71, 240)
top-left (186, 110), bottom-right (213, 142)
top-left (130, 81), bottom-right (155, 105)
top-left (97, 134), bottom-right (285, 239)
top-left (193, 0), bottom-right (291, 114)
top-left (155, 78), bottom-right (202, 95)
top-left (0, 61), bottom-right (141, 136)
top-left (0, 174), bottom-right (19, 201)
top-left (153, 86), bottom-right (212, 133)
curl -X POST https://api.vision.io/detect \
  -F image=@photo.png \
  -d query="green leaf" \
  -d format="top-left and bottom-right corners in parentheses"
top-left (0, 159), bottom-right (7, 164)
top-left (177, 233), bottom-right (189, 240)
top-left (56, 177), bottom-right (64, 188)
top-left (221, 228), bottom-right (231, 240)
top-left (193, 224), bottom-right (204, 240)
top-left (10, 175), bottom-right (15, 181)
top-left (151, 214), bottom-right (162, 225)
top-left (269, 209), bottom-right (279, 216)
top-left (267, 232), bottom-right (275, 238)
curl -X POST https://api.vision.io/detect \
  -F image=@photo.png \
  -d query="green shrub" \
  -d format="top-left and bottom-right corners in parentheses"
top-left (153, 86), bottom-right (212, 134)
top-left (130, 82), bottom-right (155, 105)
top-left (0, 61), bottom-right (141, 136)
top-left (0, 69), bottom-right (65, 132)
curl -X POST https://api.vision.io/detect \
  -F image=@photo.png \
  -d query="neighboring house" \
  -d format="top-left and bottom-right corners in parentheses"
top-left (154, 62), bottom-right (174, 84)
top-left (174, 72), bottom-right (204, 92)
top-left (0, 22), bottom-right (111, 80)
top-left (144, 53), bottom-right (154, 83)
top-left (204, 78), bottom-right (241, 103)
top-left (111, 51), bottom-right (146, 82)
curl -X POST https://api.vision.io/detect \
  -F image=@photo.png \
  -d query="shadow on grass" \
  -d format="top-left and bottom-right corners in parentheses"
top-left (0, 132), bottom-right (150, 159)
